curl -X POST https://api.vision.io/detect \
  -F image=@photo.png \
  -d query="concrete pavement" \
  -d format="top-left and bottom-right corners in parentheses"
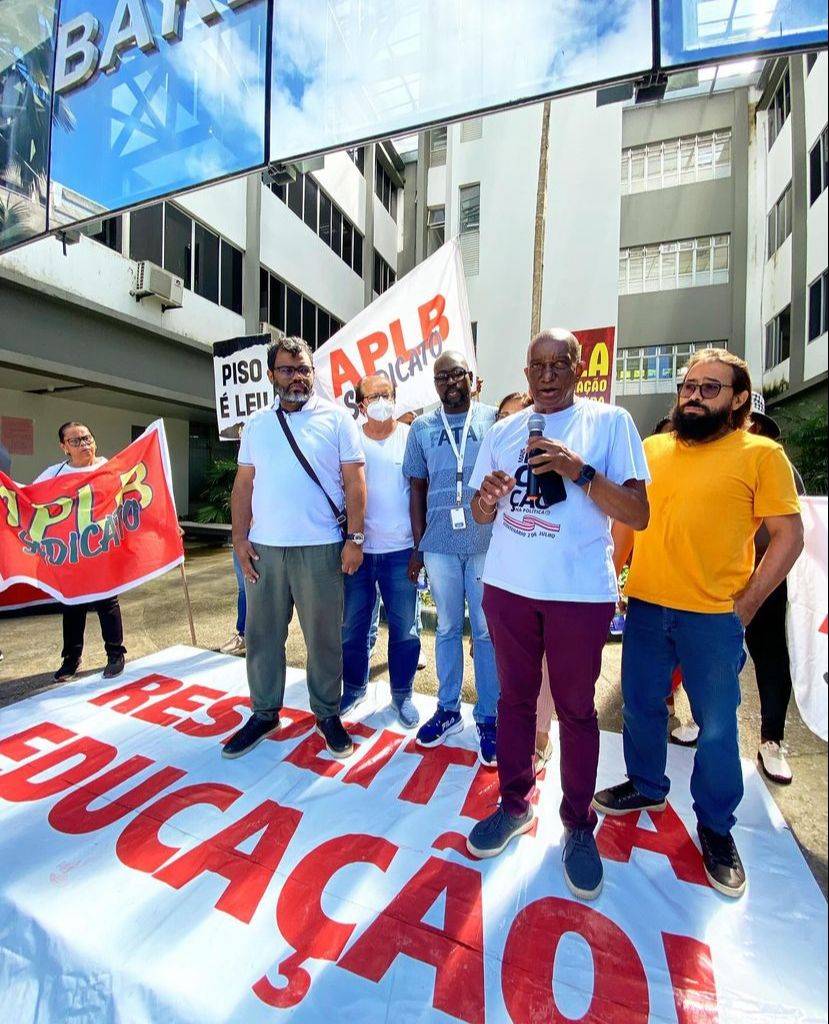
top-left (1, 543), bottom-right (826, 895)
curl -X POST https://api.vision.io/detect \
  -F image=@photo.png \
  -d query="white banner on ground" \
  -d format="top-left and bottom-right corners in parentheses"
top-left (313, 238), bottom-right (477, 418)
top-left (0, 647), bottom-right (826, 1023)
top-left (787, 496), bottom-right (828, 741)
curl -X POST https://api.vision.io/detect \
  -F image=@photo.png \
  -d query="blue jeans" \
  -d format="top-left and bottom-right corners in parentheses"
top-left (622, 598), bottom-right (745, 835)
top-left (423, 551), bottom-right (499, 723)
top-left (342, 549), bottom-right (420, 700)
top-left (232, 550), bottom-right (246, 636)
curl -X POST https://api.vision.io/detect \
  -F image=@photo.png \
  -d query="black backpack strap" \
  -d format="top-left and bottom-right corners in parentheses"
top-left (275, 407), bottom-right (347, 537)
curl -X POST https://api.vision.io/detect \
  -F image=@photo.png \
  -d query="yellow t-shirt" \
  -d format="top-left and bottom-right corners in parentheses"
top-left (626, 430), bottom-right (801, 613)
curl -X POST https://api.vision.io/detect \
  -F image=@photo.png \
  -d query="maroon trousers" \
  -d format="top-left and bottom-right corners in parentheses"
top-left (482, 585), bottom-right (614, 831)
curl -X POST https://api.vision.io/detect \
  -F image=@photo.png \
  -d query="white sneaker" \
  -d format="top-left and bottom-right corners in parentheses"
top-left (758, 741), bottom-right (793, 785)
top-left (670, 723), bottom-right (700, 747)
top-left (219, 633), bottom-right (246, 656)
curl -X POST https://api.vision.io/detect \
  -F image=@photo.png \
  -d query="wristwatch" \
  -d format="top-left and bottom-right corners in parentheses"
top-left (574, 464), bottom-right (597, 488)
top-left (346, 532), bottom-right (365, 545)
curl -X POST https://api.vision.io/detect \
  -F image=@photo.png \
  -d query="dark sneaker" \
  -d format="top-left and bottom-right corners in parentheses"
top-left (562, 828), bottom-right (604, 901)
top-left (222, 713), bottom-right (279, 759)
top-left (54, 660), bottom-right (80, 682)
top-left (476, 721), bottom-right (497, 767)
top-left (467, 806), bottom-right (534, 859)
top-left (592, 780), bottom-right (667, 816)
top-left (103, 655), bottom-right (125, 679)
top-left (416, 708), bottom-right (463, 747)
top-left (316, 716), bottom-right (354, 759)
top-left (339, 688), bottom-right (367, 717)
top-left (392, 695), bottom-right (420, 730)
top-left (698, 824), bottom-right (747, 898)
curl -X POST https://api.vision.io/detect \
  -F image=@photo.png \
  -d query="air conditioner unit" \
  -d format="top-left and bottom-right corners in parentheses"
top-left (263, 163), bottom-right (297, 187)
top-left (131, 260), bottom-right (184, 310)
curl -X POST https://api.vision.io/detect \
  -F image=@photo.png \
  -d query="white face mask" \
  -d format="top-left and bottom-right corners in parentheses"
top-left (365, 397), bottom-right (395, 422)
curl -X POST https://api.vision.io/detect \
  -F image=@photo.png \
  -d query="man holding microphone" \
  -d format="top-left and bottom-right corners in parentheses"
top-left (465, 329), bottom-right (650, 902)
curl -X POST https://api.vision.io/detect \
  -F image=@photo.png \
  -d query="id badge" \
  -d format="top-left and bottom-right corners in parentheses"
top-left (450, 507), bottom-right (467, 531)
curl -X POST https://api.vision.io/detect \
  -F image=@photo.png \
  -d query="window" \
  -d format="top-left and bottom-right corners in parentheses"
top-left (347, 146), bottom-right (365, 174)
top-left (286, 286), bottom-right (302, 336)
top-left (303, 175), bottom-right (318, 232)
top-left (375, 159), bottom-right (398, 220)
top-left (768, 69), bottom-right (791, 149)
top-left (427, 206), bottom-right (445, 255)
top-left (373, 251), bottom-right (396, 295)
top-left (163, 203), bottom-right (192, 289)
top-left (89, 215), bottom-right (122, 252)
top-left (615, 342), bottom-right (728, 396)
top-left (194, 223), bottom-right (219, 304)
top-left (430, 127), bottom-right (447, 154)
top-left (461, 117), bottom-right (483, 143)
top-left (287, 174), bottom-right (304, 219)
top-left (342, 219), bottom-right (353, 268)
top-left (808, 270), bottom-right (828, 342)
top-left (331, 207), bottom-right (342, 259)
top-left (259, 267), bottom-right (269, 325)
top-left (353, 230), bottom-right (364, 276)
top-left (260, 267), bottom-right (337, 350)
top-left (129, 204), bottom-right (163, 265)
top-left (765, 306), bottom-right (791, 369)
top-left (809, 126), bottom-right (828, 205)
top-left (302, 297), bottom-right (317, 348)
top-left (807, 51), bottom-right (818, 74)
top-left (220, 240), bottom-right (243, 315)
top-left (619, 235), bottom-right (729, 294)
top-left (269, 275), bottom-right (285, 331)
top-left (620, 130), bottom-right (732, 195)
top-left (318, 192), bottom-right (332, 248)
top-left (459, 184), bottom-right (480, 233)
top-left (767, 183), bottom-right (793, 258)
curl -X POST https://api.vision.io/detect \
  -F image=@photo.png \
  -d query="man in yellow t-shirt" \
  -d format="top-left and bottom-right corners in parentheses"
top-left (594, 349), bottom-right (803, 899)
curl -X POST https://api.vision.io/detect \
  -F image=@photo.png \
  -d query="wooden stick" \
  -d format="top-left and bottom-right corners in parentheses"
top-left (179, 562), bottom-right (197, 646)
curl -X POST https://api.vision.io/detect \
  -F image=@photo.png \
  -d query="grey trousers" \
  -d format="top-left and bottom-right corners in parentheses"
top-left (244, 542), bottom-right (344, 720)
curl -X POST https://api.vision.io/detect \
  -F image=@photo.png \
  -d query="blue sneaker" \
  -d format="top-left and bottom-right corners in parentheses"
top-left (477, 721), bottom-right (497, 767)
top-left (609, 612), bottom-right (626, 639)
top-left (340, 688), bottom-right (367, 717)
top-left (562, 828), bottom-right (604, 901)
top-left (467, 806), bottom-right (534, 859)
top-left (393, 695), bottom-right (420, 730)
top-left (416, 707), bottom-right (463, 747)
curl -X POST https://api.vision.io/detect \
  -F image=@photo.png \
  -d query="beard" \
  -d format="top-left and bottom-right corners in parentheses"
top-left (672, 401), bottom-right (732, 441)
top-left (277, 384), bottom-right (311, 406)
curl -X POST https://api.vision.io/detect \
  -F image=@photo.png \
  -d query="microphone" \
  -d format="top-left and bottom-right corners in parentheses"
top-left (526, 413), bottom-right (546, 504)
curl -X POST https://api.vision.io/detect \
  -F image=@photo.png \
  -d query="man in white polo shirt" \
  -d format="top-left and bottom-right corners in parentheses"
top-left (223, 336), bottom-right (367, 760)
top-left (465, 328), bottom-right (650, 902)
top-left (340, 372), bottom-right (421, 729)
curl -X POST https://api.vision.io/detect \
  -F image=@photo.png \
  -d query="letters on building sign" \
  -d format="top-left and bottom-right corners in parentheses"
top-left (55, 0), bottom-right (261, 96)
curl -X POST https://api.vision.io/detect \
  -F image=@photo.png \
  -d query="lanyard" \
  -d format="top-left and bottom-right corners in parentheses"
top-left (440, 406), bottom-right (473, 506)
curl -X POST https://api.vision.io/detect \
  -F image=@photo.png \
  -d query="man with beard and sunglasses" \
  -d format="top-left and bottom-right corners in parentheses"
top-left (223, 337), bottom-right (367, 761)
top-left (594, 348), bottom-right (803, 899)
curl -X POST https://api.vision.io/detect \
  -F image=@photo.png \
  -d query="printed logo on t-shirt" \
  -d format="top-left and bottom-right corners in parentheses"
top-left (502, 512), bottom-right (561, 538)
top-left (435, 424), bottom-right (481, 447)
top-left (507, 447), bottom-right (568, 513)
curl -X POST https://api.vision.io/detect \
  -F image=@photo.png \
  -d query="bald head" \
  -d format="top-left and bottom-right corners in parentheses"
top-left (434, 351), bottom-right (469, 375)
top-left (527, 328), bottom-right (581, 366)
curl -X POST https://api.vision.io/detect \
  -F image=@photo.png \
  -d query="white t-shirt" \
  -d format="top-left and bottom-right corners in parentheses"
top-left (361, 423), bottom-right (413, 554)
top-left (34, 456), bottom-right (107, 482)
top-left (238, 394), bottom-right (364, 547)
top-left (469, 399), bottom-right (650, 602)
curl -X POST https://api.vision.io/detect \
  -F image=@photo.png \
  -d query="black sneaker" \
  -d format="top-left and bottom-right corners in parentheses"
top-left (54, 660), bottom-right (80, 682)
top-left (103, 655), bottom-right (125, 679)
top-left (592, 780), bottom-right (667, 816)
top-left (697, 824), bottom-right (746, 898)
top-left (316, 716), bottom-right (354, 759)
top-left (222, 713), bottom-right (279, 759)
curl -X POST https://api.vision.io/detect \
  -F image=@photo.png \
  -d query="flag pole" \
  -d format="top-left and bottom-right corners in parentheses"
top-left (179, 562), bottom-right (197, 646)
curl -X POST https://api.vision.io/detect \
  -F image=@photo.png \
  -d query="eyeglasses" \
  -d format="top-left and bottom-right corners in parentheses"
top-left (65, 435), bottom-right (94, 448)
top-left (275, 365), bottom-right (313, 379)
top-left (528, 361), bottom-right (574, 377)
top-left (434, 368), bottom-right (470, 384)
top-left (677, 380), bottom-right (734, 400)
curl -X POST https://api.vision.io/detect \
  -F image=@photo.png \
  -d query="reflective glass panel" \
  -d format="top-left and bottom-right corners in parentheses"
top-left (661, 0), bottom-right (827, 66)
top-left (48, 0), bottom-right (268, 227)
top-left (0, 0), bottom-right (59, 249)
top-left (269, 0), bottom-right (652, 160)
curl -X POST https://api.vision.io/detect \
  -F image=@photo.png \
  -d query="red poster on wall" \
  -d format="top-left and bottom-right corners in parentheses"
top-left (573, 326), bottom-right (616, 404)
top-left (0, 421), bottom-right (183, 605)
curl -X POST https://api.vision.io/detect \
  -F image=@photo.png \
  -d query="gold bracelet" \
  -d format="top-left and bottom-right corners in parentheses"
top-left (477, 495), bottom-right (497, 519)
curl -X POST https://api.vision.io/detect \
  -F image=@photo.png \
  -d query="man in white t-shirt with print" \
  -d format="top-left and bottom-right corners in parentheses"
top-left (340, 372), bottom-right (421, 729)
top-left (224, 337), bottom-right (367, 761)
top-left (465, 328), bottom-right (650, 902)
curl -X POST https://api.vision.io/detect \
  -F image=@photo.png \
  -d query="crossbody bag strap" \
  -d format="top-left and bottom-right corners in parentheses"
top-left (275, 407), bottom-right (347, 535)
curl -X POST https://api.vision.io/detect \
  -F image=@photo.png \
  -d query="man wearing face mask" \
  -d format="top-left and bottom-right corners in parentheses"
top-left (403, 352), bottom-right (499, 765)
top-left (223, 337), bottom-right (367, 761)
top-left (594, 349), bottom-right (803, 899)
top-left (340, 372), bottom-right (421, 728)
